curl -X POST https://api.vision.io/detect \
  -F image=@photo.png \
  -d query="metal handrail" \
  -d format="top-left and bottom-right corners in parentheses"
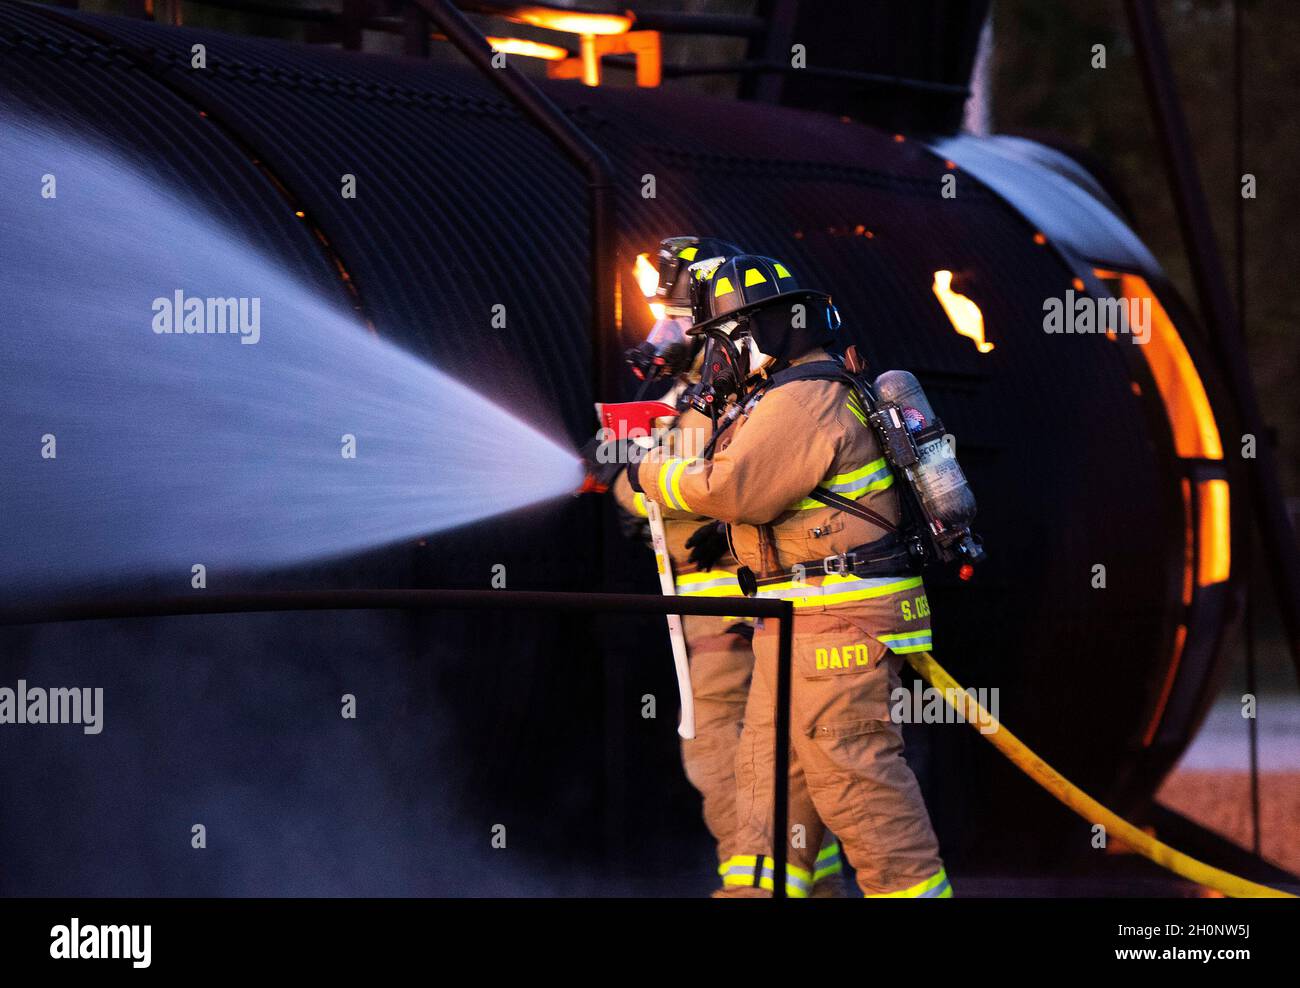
top-left (0, 588), bottom-right (798, 898)
top-left (645, 60), bottom-right (972, 96)
top-left (165, 1), bottom-right (766, 38)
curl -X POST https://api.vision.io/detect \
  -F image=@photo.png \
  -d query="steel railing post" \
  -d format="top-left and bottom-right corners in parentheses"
top-left (771, 600), bottom-right (794, 899)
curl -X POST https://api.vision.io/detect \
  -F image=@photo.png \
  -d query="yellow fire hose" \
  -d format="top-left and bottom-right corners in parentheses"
top-left (905, 650), bottom-right (1296, 898)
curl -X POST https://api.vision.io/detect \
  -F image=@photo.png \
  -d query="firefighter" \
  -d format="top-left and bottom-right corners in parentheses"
top-left (611, 237), bottom-right (844, 896)
top-left (625, 253), bottom-right (949, 898)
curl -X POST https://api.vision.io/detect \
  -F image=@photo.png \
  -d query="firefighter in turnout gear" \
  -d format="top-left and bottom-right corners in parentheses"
top-left (627, 254), bottom-right (949, 898)
top-left (612, 238), bottom-right (844, 896)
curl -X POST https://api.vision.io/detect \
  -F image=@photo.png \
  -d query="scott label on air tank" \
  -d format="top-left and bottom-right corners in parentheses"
top-left (873, 369), bottom-right (982, 567)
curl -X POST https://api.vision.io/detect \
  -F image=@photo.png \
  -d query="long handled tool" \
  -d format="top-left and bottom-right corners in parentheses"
top-left (580, 400), bottom-right (696, 739)
top-left (643, 496), bottom-right (696, 739)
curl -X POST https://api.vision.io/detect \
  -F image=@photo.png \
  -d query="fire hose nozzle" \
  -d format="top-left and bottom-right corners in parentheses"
top-left (576, 400), bottom-right (678, 496)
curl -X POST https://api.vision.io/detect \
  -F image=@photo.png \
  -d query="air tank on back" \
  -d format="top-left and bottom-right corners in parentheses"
top-left (873, 369), bottom-right (982, 567)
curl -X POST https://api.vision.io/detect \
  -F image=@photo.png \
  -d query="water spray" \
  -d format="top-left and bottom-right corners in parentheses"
top-left (0, 113), bottom-right (582, 590)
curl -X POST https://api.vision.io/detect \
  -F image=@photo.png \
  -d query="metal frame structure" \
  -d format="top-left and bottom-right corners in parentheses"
top-left (0, 588), bottom-right (799, 899)
top-left (1124, 0), bottom-right (1300, 680)
top-left (57, 0), bottom-right (980, 399)
top-left (409, 0), bottom-right (617, 398)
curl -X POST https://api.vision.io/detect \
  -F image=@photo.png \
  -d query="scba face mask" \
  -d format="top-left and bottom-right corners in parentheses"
top-left (698, 318), bottom-right (772, 406)
top-left (626, 311), bottom-right (697, 381)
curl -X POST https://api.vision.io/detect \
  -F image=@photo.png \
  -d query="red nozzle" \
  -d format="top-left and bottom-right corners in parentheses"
top-left (596, 400), bottom-right (677, 440)
top-left (577, 474), bottom-right (608, 496)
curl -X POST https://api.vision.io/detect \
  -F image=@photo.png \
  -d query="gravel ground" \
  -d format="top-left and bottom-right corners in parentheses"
top-left (1156, 695), bottom-right (1300, 875)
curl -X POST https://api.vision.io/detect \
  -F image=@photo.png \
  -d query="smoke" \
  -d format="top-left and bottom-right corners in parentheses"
top-left (0, 611), bottom-right (583, 896)
top-left (0, 111), bottom-right (583, 590)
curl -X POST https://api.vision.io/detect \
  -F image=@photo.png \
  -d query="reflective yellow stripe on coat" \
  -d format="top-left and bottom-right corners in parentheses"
top-left (673, 569), bottom-right (743, 597)
top-left (789, 456), bottom-right (894, 511)
top-left (756, 574), bottom-right (923, 609)
top-left (655, 456), bottom-right (697, 512)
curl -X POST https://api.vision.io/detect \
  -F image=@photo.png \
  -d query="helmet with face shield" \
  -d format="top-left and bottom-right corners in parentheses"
top-left (686, 253), bottom-right (841, 405)
top-left (625, 236), bottom-right (742, 382)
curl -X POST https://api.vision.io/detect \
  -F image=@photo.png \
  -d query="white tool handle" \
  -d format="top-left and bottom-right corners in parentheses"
top-left (645, 499), bottom-right (696, 739)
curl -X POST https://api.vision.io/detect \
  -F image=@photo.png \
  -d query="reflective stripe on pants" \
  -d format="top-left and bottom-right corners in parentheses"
top-left (815, 839), bottom-right (843, 882)
top-left (720, 855), bottom-right (813, 898)
top-left (865, 867), bottom-right (953, 898)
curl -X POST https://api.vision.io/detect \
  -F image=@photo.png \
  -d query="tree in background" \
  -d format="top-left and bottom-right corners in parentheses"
top-left (992, 0), bottom-right (1299, 502)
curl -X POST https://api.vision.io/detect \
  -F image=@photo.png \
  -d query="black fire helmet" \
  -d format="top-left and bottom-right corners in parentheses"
top-left (686, 253), bottom-right (840, 364)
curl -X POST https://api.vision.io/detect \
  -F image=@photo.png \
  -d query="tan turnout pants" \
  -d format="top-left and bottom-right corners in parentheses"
top-left (724, 605), bottom-right (949, 898)
top-left (680, 614), bottom-right (842, 896)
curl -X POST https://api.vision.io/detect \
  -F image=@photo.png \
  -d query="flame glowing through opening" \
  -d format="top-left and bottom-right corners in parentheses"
top-left (511, 7), bottom-right (633, 36)
top-left (487, 37), bottom-right (568, 61)
top-left (0, 112), bottom-right (583, 589)
top-left (634, 252), bottom-right (666, 319)
top-left (932, 269), bottom-right (993, 353)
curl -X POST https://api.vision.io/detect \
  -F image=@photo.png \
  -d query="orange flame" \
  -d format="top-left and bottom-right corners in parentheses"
top-left (486, 37), bottom-right (568, 61)
top-left (1197, 479), bottom-right (1231, 585)
top-left (1094, 270), bottom-right (1223, 461)
top-left (510, 7), bottom-right (633, 36)
top-left (933, 270), bottom-right (993, 353)
top-left (633, 252), bottom-right (659, 297)
top-left (634, 253), bottom-right (666, 319)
